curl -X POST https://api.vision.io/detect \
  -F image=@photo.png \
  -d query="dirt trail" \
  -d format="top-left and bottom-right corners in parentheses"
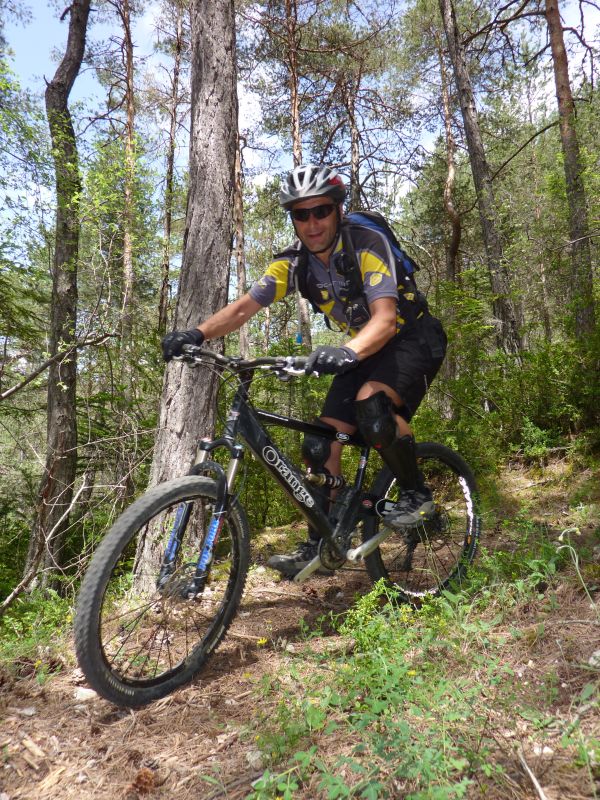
top-left (1, 565), bottom-right (372, 800)
top-left (2, 460), bottom-right (599, 800)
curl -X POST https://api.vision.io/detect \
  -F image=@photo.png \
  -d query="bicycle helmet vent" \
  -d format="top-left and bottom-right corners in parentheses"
top-left (279, 164), bottom-right (346, 209)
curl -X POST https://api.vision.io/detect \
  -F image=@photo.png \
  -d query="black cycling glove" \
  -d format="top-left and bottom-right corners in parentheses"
top-left (161, 328), bottom-right (205, 362)
top-left (305, 345), bottom-right (359, 376)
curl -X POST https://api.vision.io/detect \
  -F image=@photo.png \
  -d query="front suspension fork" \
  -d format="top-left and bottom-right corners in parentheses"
top-left (157, 444), bottom-right (244, 597)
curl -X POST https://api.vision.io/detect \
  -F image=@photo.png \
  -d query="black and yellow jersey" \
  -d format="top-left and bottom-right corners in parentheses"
top-left (249, 221), bottom-right (425, 337)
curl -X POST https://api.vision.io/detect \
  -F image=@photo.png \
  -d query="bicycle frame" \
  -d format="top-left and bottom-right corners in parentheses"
top-left (192, 369), bottom-right (371, 576)
top-left (75, 346), bottom-right (482, 706)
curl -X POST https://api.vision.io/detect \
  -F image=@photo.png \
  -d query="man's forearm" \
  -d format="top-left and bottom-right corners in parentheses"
top-left (198, 294), bottom-right (262, 341)
top-left (346, 298), bottom-right (397, 359)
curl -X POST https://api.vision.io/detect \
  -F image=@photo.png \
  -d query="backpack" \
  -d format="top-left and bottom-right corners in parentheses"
top-left (277, 210), bottom-right (421, 330)
top-left (343, 211), bottom-right (420, 278)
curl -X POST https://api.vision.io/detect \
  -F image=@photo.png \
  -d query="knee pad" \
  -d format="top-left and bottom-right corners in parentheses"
top-left (301, 420), bottom-right (335, 471)
top-left (355, 392), bottom-right (421, 489)
top-left (355, 391), bottom-right (397, 449)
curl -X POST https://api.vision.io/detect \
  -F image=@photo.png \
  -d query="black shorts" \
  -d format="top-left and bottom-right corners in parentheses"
top-left (321, 314), bottom-right (447, 425)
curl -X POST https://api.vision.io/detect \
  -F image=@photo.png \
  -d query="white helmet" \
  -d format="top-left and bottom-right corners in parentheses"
top-left (279, 164), bottom-right (347, 209)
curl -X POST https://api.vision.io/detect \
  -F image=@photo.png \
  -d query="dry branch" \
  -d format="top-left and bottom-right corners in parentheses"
top-left (0, 334), bottom-right (117, 402)
top-left (0, 478), bottom-right (89, 616)
top-left (518, 748), bottom-right (549, 800)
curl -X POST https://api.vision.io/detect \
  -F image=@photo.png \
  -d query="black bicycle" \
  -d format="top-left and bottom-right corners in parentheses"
top-left (74, 347), bottom-right (481, 707)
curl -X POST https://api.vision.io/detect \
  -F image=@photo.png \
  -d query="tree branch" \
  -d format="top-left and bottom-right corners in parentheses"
top-left (518, 749), bottom-right (549, 800)
top-left (0, 478), bottom-right (90, 617)
top-left (490, 120), bottom-right (559, 181)
top-left (0, 334), bottom-right (118, 402)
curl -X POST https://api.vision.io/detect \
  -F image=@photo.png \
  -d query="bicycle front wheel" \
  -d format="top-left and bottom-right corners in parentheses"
top-left (363, 442), bottom-right (481, 602)
top-left (74, 476), bottom-right (250, 707)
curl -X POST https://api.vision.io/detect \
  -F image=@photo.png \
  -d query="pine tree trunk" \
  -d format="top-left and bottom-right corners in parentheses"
top-left (545, 0), bottom-right (595, 339)
top-left (25, 0), bottom-right (90, 585)
top-left (342, 78), bottom-right (362, 212)
top-left (437, 35), bottom-right (461, 283)
top-left (120, 0), bottom-right (136, 351)
top-left (115, 0), bottom-right (137, 506)
top-left (147, 0), bottom-right (238, 490)
top-left (439, 0), bottom-right (522, 357)
top-left (284, 0), bottom-right (312, 349)
top-left (285, 0), bottom-right (302, 168)
top-left (158, 4), bottom-right (185, 336)
top-left (234, 143), bottom-right (250, 357)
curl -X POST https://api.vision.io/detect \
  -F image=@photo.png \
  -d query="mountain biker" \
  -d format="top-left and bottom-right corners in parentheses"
top-left (162, 164), bottom-right (447, 578)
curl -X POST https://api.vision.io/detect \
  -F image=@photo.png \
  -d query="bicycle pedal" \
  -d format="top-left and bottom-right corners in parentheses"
top-left (375, 499), bottom-right (397, 517)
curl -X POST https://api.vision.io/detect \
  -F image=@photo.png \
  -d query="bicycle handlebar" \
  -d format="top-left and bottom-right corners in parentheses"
top-left (175, 345), bottom-right (309, 376)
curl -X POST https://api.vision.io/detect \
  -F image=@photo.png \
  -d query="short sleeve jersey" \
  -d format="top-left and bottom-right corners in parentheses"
top-left (249, 223), bottom-right (421, 337)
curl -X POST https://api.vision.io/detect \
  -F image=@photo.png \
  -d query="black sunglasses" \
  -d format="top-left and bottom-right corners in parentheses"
top-left (290, 204), bottom-right (336, 222)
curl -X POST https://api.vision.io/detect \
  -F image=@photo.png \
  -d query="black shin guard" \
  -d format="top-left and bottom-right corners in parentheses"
top-left (302, 421), bottom-right (335, 543)
top-left (306, 473), bottom-right (332, 543)
top-left (355, 392), bottom-right (424, 491)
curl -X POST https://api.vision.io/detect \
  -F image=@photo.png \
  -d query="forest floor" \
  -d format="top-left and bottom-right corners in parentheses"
top-left (1, 454), bottom-right (599, 800)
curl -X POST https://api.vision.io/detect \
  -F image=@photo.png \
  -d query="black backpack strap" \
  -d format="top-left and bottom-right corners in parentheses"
top-left (274, 241), bottom-right (329, 322)
top-left (274, 241), bottom-right (308, 299)
top-left (293, 245), bottom-right (309, 301)
top-left (339, 219), bottom-right (368, 312)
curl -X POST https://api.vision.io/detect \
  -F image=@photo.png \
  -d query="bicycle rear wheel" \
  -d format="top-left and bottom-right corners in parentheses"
top-left (74, 476), bottom-right (249, 707)
top-left (363, 442), bottom-right (481, 602)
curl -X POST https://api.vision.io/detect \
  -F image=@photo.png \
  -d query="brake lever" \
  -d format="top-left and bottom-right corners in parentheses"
top-left (173, 346), bottom-right (204, 366)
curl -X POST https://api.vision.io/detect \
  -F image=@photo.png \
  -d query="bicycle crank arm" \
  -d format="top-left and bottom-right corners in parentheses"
top-left (346, 524), bottom-right (395, 562)
top-left (293, 555), bottom-right (325, 583)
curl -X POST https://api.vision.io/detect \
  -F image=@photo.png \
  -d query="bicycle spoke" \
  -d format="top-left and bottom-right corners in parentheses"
top-left (82, 486), bottom-right (247, 692)
top-left (364, 445), bottom-right (480, 600)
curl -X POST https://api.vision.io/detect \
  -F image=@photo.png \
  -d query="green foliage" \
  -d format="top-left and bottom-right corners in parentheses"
top-left (468, 541), bottom-right (564, 603)
top-left (1, 0), bottom-right (599, 654)
top-left (412, 322), bottom-right (600, 477)
top-left (0, 59), bottom-right (53, 366)
top-left (0, 462), bottom-right (38, 598)
top-left (246, 513), bottom-right (600, 799)
top-left (0, 117), bottom-right (166, 593)
top-left (249, 580), bottom-right (485, 798)
top-left (0, 589), bottom-right (73, 680)
top-left (518, 416), bottom-right (555, 460)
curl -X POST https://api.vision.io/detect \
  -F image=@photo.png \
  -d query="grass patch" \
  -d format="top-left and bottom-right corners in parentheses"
top-left (0, 589), bottom-right (73, 682)
top-left (246, 528), bottom-right (600, 799)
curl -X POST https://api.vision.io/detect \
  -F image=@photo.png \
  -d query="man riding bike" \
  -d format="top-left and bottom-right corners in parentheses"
top-left (162, 164), bottom-right (447, 578)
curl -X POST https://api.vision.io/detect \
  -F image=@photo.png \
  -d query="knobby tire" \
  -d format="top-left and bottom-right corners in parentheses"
top-left (74, 476), bottom-right (250, 707)
top-left (363, 442), bottom-right (481, 602)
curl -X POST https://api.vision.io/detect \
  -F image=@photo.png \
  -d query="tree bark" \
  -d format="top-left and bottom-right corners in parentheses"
top-left (113, 0), bottom-right (137, 507)
top-left (439, 0), bottom-right (522, 357)
top-left (285, 0), bottom-right (302, 168)
top-left (436, 33), bottom-right (461, 283)
top-left (25, 0), bottom-right (90, 584)
top-left (284, 0), bottom-right (312, 349)
top-left (148, 0), bottom-right (238, 489)
top-left (545, 0), bottom-right (595, 339)
top-left (234, 142), bottom-right (250, 357)
top-left (119, 0), bottom-right (136, 351)
top-left (341, 75), bottom-right (362, 212)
